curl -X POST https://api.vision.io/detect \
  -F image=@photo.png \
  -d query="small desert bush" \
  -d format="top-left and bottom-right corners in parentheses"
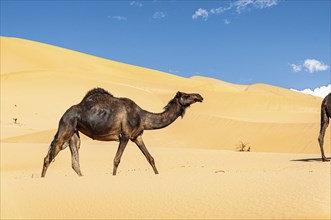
top-left (13, 118), bottom-right (18, 124)
top-left (236, 141), bottom-right (251, 152)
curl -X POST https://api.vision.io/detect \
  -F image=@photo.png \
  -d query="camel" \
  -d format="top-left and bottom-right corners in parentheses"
top-left (318, 93), bottom-right (331, 161)
top-left (41, 88), bottom-right (203, 177)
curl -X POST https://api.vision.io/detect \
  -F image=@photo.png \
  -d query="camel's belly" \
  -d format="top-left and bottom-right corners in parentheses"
top-left (77, 120), bottom-right (122, 141)
top-left (78, 127), bottom-right (121, 142)
top-left (90, 134), bottom-right (120, 142)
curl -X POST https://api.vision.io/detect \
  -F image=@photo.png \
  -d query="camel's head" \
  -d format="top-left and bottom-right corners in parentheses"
top-left (176, 91), bottom-right (203, 107)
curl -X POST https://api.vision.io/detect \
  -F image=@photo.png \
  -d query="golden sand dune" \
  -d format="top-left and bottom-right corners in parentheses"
top-left (1, 36), bottom-right (328, 153)
top-left (1, 36), bottom-right (330, 219)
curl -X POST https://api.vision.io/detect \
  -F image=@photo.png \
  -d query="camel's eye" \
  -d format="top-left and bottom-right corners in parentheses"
top-left (182, 95), bottom-right (190, 99)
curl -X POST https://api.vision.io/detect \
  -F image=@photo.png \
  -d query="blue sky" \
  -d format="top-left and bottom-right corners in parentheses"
top-left (1, 0), bottom-right (330, 92)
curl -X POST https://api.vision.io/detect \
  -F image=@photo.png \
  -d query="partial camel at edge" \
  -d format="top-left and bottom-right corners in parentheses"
top-left (318, 93), bottom-right (331, 162)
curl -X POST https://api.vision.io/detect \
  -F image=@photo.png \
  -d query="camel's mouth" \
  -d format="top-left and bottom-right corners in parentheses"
top-left (195, 98), bottom-right (203, 102)
top-left (194, 95), bottom-right (204, 103)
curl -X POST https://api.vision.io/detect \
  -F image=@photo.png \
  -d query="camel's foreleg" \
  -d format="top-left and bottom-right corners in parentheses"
top-left (134, 135), bottom-right (159, 174)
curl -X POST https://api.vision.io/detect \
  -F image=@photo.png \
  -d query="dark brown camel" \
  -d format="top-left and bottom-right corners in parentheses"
top-left (318, 93), bottom-right (331, 161)
top-left (41, 88), bottom-right (203, 177)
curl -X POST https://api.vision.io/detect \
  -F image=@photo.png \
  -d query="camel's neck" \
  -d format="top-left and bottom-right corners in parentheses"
top-left (142, 98), bottom-right (185, 130)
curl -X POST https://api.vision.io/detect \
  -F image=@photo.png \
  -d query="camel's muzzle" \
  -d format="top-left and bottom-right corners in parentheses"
top-left (194, 94), bottom-right (204, 103)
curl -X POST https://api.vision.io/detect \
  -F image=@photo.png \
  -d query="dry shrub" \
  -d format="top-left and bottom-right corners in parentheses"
top-left (236, 141), bottom-right (251, 152)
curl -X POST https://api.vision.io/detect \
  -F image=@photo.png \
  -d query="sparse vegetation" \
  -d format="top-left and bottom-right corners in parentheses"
top-left (214, 170), bottom-right (225, 173)
top-left (236, 141), bottom-right (251, 152)
top-left (13, 104), bottom-right (19, 125)
top-left (13, 118), bottom-right (18, 124)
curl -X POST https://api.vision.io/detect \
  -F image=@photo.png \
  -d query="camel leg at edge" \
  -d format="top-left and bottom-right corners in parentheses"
top-left (318, 119), bottom-right (329, 162)
top-left (113, 136), bottom-right (129, 175)
top-left (134, 136), bottom-right (159, 175)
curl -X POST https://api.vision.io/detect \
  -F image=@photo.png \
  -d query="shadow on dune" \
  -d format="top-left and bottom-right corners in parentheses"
top-left (291, 157), bottom-right (331, 162)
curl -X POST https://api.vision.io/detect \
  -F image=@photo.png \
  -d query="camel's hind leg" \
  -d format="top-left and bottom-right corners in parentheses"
top-left (41, 108), bottom-right (78, 177)
top-left (318, 107), bottom-right (329, 162)
top-left (41, 133), bottom-right (70, 177)
top-left (69, 132), bottom-right (83, 176)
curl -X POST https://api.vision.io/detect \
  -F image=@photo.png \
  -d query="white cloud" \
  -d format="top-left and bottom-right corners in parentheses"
top-left (290, 59), bottom-right (329, 73)
top-left (224, 19), bottom-right (231, 25)
top-left (130, 1), bottom-right (143, 7)
top-left (194, 0), bottom-right (278, 21)
top-left (112, 16), bottom-right (127, 21)
top-left (290, 64), bottom-right (302, 72)
top-left (235, 0), bottom-right (278, 13)
top-left (169, 69), bottom-right (179, 74)
top-left (153, 12), bottom-right (166, 19)
top-left (303, 59), bottom-right (329, 73)
top-left (291, 85), bottom-right (331, 98)
top-left (192, 8), bottom-right (209, 21)
top-left (210, 6), bottom-right (232, 14)
top-left (234, 0), bottom-right (254, 13)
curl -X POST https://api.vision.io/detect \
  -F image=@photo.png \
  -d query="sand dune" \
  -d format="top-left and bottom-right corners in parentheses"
top-left (1, 37), bottom-right (328, 153)
top-left (1, 36), bottom-right (330, 219)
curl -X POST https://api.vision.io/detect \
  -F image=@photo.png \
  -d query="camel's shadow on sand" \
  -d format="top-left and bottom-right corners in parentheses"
top-left (291, 157), bottom-right (331, 162)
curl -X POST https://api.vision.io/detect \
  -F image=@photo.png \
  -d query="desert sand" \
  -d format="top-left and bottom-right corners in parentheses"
top-left (1, 36), bottom-right (330, 219)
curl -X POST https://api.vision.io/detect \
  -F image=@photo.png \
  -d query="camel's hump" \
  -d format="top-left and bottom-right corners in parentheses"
top-left (82, 88), bottom-right (113, 100)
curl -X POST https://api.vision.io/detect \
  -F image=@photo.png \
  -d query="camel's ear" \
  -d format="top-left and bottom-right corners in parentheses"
top-left (176, 91), bottom-right (182, 98)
